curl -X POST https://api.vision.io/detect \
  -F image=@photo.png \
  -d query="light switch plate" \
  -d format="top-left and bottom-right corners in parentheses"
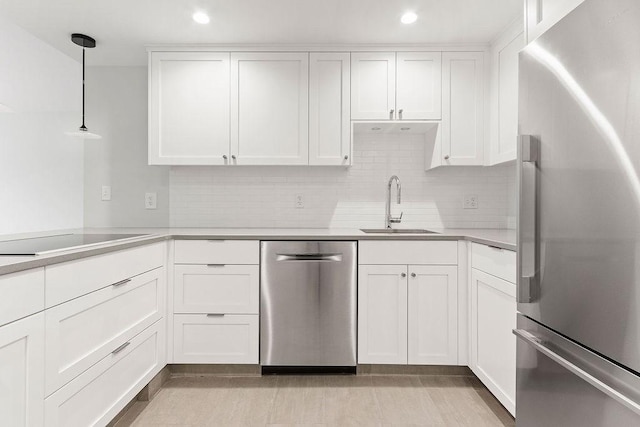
top-left (464, 194), bottom-right (478, 209)
top-left (145, 192), bottom-right (157, 209)
top-left (101, 185), bottom-right (111, 201)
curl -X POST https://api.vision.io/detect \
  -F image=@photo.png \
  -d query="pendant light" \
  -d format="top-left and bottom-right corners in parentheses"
top-left (65, 33), bottom-right (101, 139)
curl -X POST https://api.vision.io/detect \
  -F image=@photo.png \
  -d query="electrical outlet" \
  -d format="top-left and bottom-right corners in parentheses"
top-left (101, 185), bottom-right (111, 201)
top-left (145, 192), bottom-right (157, 209)
top-left (295, 194), bottom-right (304, 209)
top-left (464, 194), bottom-right (478, 209)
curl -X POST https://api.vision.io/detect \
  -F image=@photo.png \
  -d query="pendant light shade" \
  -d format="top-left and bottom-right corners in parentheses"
top-left (66, 33), bottom-right (101, 140)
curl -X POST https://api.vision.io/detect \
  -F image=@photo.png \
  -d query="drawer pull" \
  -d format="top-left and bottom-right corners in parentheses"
top-left (207, 240), bottom-right (226, 243)
top-left (206, 264), bottom-right (226, 267)
top-left (487, 245), bottom-right (504, 251)
top-left (112, 278), bottom-right (132, 287)
top-left (111, 342), bottom-right (130, 355)
top-left (207, 313), bottom-right (225, 317)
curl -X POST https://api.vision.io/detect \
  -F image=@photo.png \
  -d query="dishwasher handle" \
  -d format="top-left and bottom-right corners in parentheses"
top-left (276, 253), bottom-right (343, 262)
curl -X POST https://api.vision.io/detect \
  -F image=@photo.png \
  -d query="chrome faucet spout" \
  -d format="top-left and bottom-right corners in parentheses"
top-left (385, 175), bottom-right (403, 229)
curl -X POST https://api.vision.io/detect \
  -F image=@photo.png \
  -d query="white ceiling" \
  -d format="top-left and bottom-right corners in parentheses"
top-left (0, 0), bottom-right (522, 66)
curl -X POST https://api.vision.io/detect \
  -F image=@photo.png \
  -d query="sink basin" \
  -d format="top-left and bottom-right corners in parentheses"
top-left (360, 228), bottom-right (439, 234)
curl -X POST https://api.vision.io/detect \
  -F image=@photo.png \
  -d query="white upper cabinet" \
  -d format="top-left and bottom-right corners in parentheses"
top-left (309, 53), bottom-right (351, 166)
top-left (149, 52), bottom-right (230, 165)
top-left (441, 52), bottom-right (484, 166)
top-left (351, 52), bottom-right (442, 120)
top-left (525, 0), bottom-right (585, 43)
top-left (489, 27), bottom-right (524, 165)
top-left (396, 52), bottom-right (442, 120)
top-left (231, 52), bottom-right (309, 165)
top-left (350, 52), bottom-right (396, 120)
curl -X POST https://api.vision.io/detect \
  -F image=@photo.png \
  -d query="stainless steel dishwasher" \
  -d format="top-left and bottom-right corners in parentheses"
top-left (260, 241), bottom-right (357, 373)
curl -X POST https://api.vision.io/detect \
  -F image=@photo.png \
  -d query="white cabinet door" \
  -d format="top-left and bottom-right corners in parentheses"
top-left (173, 265), bottom-right (259, 314)
top-left (396, 52), bottom-right (442, 120)
top-left (489, 31), bottom-right (524, 165)
top-left (525, 0), bottom-right (585, 43)
top-left (407, 265), bottom-right (458, 365)
top-left (231, 52), bottom-right (309, 165)
top-left (470, 268), bottom-right (516, 416)
top-left (0, 313), bottom-right (44, 427)
top-left (309, 53), bottom-right (351, 166)
top-left (350, 52), bottom-right (396, 120)
top-left (173, 314), bottom-right (258, 364)
top-left (442, 52), bottom-right (484, 165)
top-left (149, 52), bottom-right (230, 165)
top-left (358, 265), bottom-right (407, 364)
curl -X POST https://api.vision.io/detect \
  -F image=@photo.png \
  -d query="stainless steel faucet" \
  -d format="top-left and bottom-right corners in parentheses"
top-left (385, 175), bottom-right (402, 229)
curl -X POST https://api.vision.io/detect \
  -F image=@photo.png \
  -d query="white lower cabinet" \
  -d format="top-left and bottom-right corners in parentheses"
top-left (173, 314), bottom-right (258, 364)
top-left (0, 313), bottom-right (45, 427)
top-left (408, 265), bottom-right (458, 365)
top-left (173, 265), bottom-right (258, 314)
top-left (44, 319), bottom-right (166, 427)
top-left (470, 268), bottom-right (516, 416)
top-left (358, 261), bottom-right (459, 366)
top-left (45, 267), bottom-right (165, 395)
top-left (358, 265), bottom-right (408, 364)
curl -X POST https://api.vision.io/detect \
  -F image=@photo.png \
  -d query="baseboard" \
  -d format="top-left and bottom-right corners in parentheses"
top-left (169, 363), bottom-right (261, 376)
top-left (356, 364), bottom-right (473, 376)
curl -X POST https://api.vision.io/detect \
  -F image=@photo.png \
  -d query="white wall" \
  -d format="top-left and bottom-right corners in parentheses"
top-left (171, 134), bottom-right (513, 229)
top-left (83, 67), bottom-right (170, 227)
top-left (0, 18), bottom-right (83, 235)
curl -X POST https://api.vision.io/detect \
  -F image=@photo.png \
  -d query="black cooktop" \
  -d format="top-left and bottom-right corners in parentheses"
top-left (0, 234), bottom-right (146, 256)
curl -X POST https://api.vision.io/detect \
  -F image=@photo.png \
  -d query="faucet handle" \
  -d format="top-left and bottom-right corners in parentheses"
top-left (390, 212), bottom-right (403, 224)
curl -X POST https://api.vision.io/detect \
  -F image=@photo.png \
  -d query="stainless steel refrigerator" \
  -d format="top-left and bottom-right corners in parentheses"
top-left (516, 0), bottom-right (640, 424)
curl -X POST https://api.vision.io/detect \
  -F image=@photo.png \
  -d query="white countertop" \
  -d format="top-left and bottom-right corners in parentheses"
top-left (0, 227), bottom-right (516, 276)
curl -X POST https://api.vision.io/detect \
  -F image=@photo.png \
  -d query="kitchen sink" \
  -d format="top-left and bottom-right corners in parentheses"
top-left (360, 228), bottom-right (439, 234)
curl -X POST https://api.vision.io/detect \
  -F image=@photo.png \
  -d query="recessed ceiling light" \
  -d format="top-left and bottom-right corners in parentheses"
top-left (401, 12), bottom-right (418, 25)
top-left (193, 11), bottom-right (210, 24)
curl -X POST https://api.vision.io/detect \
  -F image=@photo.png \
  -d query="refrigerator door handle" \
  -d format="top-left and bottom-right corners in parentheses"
top-left (514, 328), bottom-right (640, 416)
top-left (517, 135), bottom-right (539, 303)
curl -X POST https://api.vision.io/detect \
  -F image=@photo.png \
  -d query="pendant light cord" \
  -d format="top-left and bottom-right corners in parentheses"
top-left (81, 48), bottom-right (86, 129)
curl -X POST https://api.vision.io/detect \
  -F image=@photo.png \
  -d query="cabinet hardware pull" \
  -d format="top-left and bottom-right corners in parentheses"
top-left (207, 240), bottom-right (226, 242)
top-left (231, 155), bottom-right (237, 160)
top-left (206, 264), bottom-right (226, 267)
top-left (401, 272), bottom-right (407, 278)
top-left (411, 273), bottom-right (416, 278)
top-left (487, 245), bottom-right (504, 251)
top-left (399, 109), bottom-right (403, 119)
top-left (112, 279), bottom-right (131, 287)
top-left (207, 313), bottom-right (225, 317)
top-left (112, 342), bottom-right (130, 355)
top-left (223, 155), bottom-right (228, 160)
top-left (444, 155), bottom-right (450, 160)
top-left (390, 109), bottom-right (394, 119)
top-left (344, 155), bottom-right (349, 160)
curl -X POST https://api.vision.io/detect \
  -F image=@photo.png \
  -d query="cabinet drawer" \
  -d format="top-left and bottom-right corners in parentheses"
top-left (44, 320), bottom-right (165, 427)
top-left (471, 243), bottom-right (516, 283)
top-left (173, 314), bottom-right (258, 364)
top-left (0, 268), bottom-right (44, 327)
top-left (45, 268), bottom-right (165, 395)
top-left (174, 240), bottom-right (259, 264)
top-left (45, 243), bottom-right (165, 308)
top-left (358, 241), bottom-right (457, 265)
top-left (174, 265), bottom-right (258, 314)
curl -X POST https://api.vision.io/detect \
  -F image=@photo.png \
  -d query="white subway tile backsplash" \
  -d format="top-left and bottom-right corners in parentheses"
top-left (170, 134), bottom-right (516, 229)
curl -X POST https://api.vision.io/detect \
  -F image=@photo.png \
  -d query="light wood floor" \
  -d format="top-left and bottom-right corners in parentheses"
top-left (116, 374), bottom-right (515, 427)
